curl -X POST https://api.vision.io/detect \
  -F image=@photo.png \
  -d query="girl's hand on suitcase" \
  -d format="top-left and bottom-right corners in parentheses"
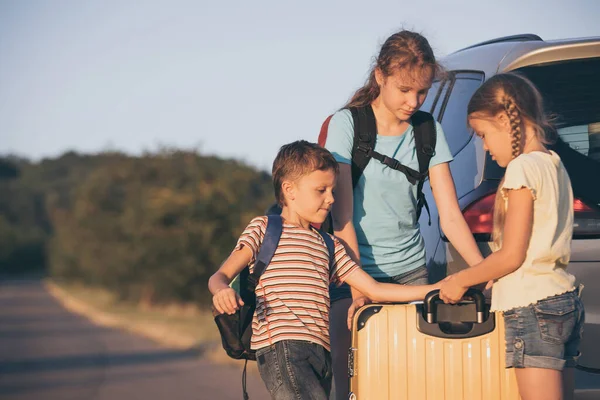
top-left (439, 275), bottom-right (468, 304)
top-left (347, 296), bottom-right (371, 329)
top-left (482, 280), bottom-right (494, 299)
top-left (213, 287), bottom-right (244, 315)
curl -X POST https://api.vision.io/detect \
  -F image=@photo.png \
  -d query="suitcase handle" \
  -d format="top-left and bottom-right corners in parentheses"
top-left (424, 289), bottom-right (485, 323)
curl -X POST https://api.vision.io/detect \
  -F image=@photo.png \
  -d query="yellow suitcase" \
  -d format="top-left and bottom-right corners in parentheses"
top-left (348, 289), bottom-right (521, 400)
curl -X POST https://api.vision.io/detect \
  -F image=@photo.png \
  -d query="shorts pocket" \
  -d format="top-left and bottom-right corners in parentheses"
top-left (256, 345), bottom-right (283, 395)
top-left (533, 294), bottom-right (577, 345)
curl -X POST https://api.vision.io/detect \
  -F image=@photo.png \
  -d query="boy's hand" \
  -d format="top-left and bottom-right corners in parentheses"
top-left (212, 287), bottom-right (244, 315)
top-left (439, 275), bottom-right (468, 304)
top-left (347, 296), bottom-right (371, 330)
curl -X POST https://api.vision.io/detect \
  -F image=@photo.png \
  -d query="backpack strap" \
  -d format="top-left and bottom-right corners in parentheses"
top-left (411, 111), bottom-right (437, 224)
top-left (349, 106), bottom-right (377, 188)
top-left (348, 106), bottom-right (437, 224)
top-left (343, 106), bottom-right (438, 224)
top-left (237, 215), bottom-right (282, 400)
top-left (315, 230), bottom-right (335, 279)
top-left (349, 105), bottom-right (426, 187)
top-left (241, 215), bottom-right (283, 299)
top-left (412, 111), bottom-right (437, 173)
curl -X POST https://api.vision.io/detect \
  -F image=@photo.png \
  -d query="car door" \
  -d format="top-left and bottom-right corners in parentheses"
top-left (418, 71), bottom-right (486, 283)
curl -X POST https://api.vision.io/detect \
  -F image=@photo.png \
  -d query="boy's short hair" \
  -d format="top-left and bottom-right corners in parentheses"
top-left (272, 140), bottom-right (339, 207)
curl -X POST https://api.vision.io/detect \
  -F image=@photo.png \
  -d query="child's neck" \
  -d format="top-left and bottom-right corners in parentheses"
top-left (280, 207), bottom-right (312, 230)
top-left (522, 125), bottom-right (550, 155)
top-left (371, 98), bottom-right (410, 136)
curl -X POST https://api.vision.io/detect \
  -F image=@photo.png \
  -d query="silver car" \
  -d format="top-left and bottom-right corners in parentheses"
top-left (418, 34), bottom-right (600, 398)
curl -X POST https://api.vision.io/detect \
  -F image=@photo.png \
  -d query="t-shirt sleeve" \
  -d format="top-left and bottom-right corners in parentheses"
top-left (501, 156), bottom-right (538, 200)
top-left (329, 235), bottom-right (360, 285)
top-left (429, 121), bottom-right (454, 167)
top-left (324, 109), bottom-right (354, 165)
top-left (233, 216), bottom-right (267, 266)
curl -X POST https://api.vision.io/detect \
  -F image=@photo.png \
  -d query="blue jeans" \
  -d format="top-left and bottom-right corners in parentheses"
top-left (256, 340), bottom-right (332, 400)
top-left (503, 287), bottom-right (585, 371)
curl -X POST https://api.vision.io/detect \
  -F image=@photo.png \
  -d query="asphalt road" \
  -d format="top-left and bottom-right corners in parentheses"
top-left (0, 277), bottom-right (269, 400)
top-left (2, 276), bottom-right (599, 400)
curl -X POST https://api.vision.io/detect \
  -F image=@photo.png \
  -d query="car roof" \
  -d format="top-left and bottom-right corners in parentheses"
top-left (441, 35), bottom-right (600, 78)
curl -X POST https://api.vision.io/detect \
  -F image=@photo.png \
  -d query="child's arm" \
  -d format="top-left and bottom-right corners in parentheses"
top-left (330, 235), bottom-right (439, 327)
top-left (345, 268), bottom-right (439, 303)
top-left (344, 269), bottom-right (440, 329)
top-left (208, 245), bottom-right (253, 315)
top-left (330, 164), bottom-right (368, 301)
top-left (430, 163), bottom-right (484, 267)
top-left (439, 187), bottom-right (534, 304)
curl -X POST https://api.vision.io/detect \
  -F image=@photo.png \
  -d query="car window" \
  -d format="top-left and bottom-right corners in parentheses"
top-left (589, 123), bottom-right (600, 163)
top-left (419, 80), bottom-right (444, 115)
top-left (517, 58), bottom-right (600, 213)
top-left (519, 58), bottom-right (600, 163)
top-left (438, 72), bottom-right (484, 156)
top-left (557, 123), bottom-right (600, 162)
top-left (433, 82), bottom-right (450, 119)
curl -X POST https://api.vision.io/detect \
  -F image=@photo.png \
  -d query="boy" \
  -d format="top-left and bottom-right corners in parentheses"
top-left (208, 140), bottom-right (439, 399)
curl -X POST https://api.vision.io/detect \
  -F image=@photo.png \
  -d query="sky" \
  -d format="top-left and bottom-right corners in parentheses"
top-left (1, 0), bottom-right (599, 171)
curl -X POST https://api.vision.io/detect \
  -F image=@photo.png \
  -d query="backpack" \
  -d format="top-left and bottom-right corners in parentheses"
top-left (318, 105), bottom-right (438, 229)
top-left (213, 214), bottom-right (335, 399)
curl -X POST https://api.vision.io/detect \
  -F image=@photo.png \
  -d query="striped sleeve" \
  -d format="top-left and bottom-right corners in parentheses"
top-left (330, 235), bottom-right (360, 285)
top-left (233, 216), bottom-right (267, 264)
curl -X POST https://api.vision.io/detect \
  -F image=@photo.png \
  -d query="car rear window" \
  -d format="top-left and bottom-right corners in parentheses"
top-left (518, 57), bottom-right (600, 163)
top-left (518, 57), bottom-right (600, 219)
top-left (557, 123), bottom-right (600, 162)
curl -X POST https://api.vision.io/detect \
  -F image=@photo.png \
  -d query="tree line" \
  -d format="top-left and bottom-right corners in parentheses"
top-left (0, 150), bottom-right (273, 307)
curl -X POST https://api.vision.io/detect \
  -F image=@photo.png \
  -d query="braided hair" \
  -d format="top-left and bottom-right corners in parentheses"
top-left (503, 96), bottom-right (523, 159)
top-left (467, 72), bottom-right (555, 247)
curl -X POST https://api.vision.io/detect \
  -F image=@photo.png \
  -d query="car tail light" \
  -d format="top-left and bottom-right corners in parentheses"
top-left (573, 199), bottom-right (600, 238)
top-left (463, 194), bottom-right (600, 239)
top-left (463, 193), bottom-right (496, 236)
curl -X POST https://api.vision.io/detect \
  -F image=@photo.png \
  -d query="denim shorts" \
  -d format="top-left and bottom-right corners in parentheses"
top-left (329, 265), bottom-right (429, 303)
top-left (502, 287), bottom-right (585, 371)
top-left (255, 340), bottom-right (332, 400)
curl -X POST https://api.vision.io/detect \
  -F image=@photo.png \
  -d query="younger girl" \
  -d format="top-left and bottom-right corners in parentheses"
top-left (439, 73), bottom-right (585, 400)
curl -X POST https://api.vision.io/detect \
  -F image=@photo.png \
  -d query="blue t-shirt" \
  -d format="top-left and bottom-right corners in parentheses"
top-left (325, 109), bottom-right (453, 277)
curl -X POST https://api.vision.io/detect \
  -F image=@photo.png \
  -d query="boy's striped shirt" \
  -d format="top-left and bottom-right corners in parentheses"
top-left (235, 216), bottom-right (359, 351)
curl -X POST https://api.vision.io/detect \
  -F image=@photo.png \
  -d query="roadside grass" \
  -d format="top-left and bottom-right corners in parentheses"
top-left (45, 279), bottom-right (244, 366)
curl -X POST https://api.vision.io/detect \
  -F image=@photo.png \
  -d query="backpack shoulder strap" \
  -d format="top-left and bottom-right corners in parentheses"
top-left (315, 230), bottom-right (335, 279)
top-left (411, 110), bottom-right (437, 174)
top-left (246, 215), bottom-right (283, 291)
top-left (240, 216), bottom-right (282, 398)
top-left (411, 111), bottom-right (437, 222)
top-left (349, 105), bottom-right (377, 188)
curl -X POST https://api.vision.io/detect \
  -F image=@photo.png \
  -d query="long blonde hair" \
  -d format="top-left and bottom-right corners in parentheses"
top-left (467, 73), bottom-right (556, 246)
